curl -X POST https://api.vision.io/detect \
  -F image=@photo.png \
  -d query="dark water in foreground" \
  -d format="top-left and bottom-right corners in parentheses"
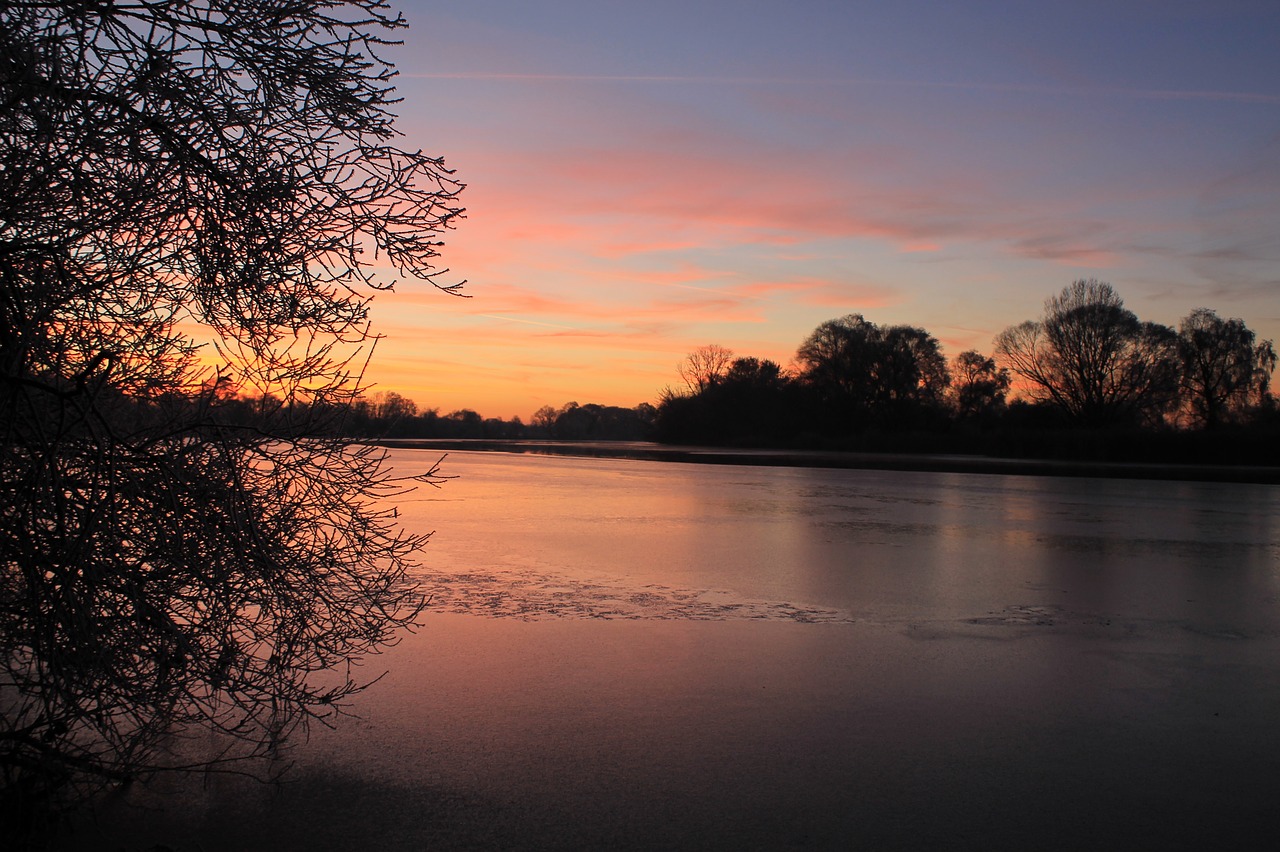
top-left (69, 451), bottom-right (1280, 850)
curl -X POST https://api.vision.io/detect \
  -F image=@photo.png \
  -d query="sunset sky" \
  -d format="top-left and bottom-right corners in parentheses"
top-left (365, 0), bottom-right (1280, 421)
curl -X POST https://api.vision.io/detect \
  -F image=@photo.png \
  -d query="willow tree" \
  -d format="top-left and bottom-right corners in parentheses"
top-left (1177, 308), bottom-right (1276, 429)
top-left (0, 0), bottom-right (464, 810)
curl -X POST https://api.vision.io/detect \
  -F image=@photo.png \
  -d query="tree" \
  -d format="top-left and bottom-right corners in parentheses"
top-left (724, 356), bottom-right (788, 389)
top-left (1, 0), bottom-right (464, 812)
top-left (1177, 308), bottom-right (1277, 429)
top-left (877, 324), bottom-right (950, 409)
top-left (949, 350), bottom-right (1011, 420)
top-left (532, 405), bottom-right (559, 432)
top-left (677, 344), bottom-right (734, 393)
top-left (655, 356), bottom-right (798, 446)
top-left (994, 280), bottom-right (1179, 427)
top-left (445, 409), bottom-right (484, 437)
top-left (795, 315), bottom-right (881, 408)
top-left (795, 315), bottom-right (950, 429)
top-left (373, 391), bottom-right (419, 422)
top-left (714, 357), bottom-right (797, 442)
top-left (551, 402), bottom-right (653, 440)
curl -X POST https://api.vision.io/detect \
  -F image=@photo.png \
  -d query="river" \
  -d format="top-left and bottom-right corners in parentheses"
top-left (72, 449), bottom-right (1280, 850)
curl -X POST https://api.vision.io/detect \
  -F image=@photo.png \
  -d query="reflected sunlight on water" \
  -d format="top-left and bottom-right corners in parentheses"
top-left (400, 449), bottom-right (1280, 638)
top-left (73, 449), bottom-right (1280, 851)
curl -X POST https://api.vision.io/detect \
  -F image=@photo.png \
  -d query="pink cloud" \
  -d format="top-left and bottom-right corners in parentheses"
top-left (386, 268), bottom-right (901, 334)
top-left (420, 121), bottom-right (1144, 283)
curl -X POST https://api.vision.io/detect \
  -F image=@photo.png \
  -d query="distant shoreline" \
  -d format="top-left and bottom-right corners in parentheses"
top-left (374, 438), bottom-right (1280, 485)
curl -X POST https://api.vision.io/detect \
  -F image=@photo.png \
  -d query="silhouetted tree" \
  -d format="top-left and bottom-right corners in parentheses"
top-left (724, 356), bottom-right (788, 388)
top-left (949, 350), bottom-right (1011, 420)
top-left (368, 391), bottom-right (419, 437)
top-left (795, 315), bottom-right (880, 432)
top-left (877, 324), bottom-right (950, 414)
top-left (713, 357), bottom-right (797, 442)
top-left (1, 0), bottom-right (463, 814)
top-left (994, 280), bottom-right (1179, 427)
top-left (678, 344), bottom-right (734, 393)
top-left (551, 403), bottom-right (652, 440)
top-left (444, 409), bottom-right (484, 437)
top-left (1178, 308), bottom-right (1276, 429)
top-left (795, 315), bottom-right (950, 430)
top-left (482, 416), bottom-right (520, 438)
top-left (655, 356), bottom-right (799, 446)
top-left (633, 402), bottom-right (659, 432)
top-left (374, 391), bottom-right (419, 421)
top-left (414, 407), bottom-right (442, 436)
top-left (532, 405), bottom-right (559, 432)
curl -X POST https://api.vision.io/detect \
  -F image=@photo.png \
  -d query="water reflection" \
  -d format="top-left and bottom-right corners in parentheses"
top-left (78, 449), bottom-right (1280, 851)
top-left (400, 449), bottom-right (1280, 638)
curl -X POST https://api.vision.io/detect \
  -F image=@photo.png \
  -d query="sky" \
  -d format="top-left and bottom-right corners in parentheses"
top-left (362, 0), bottom-right (1280, 421)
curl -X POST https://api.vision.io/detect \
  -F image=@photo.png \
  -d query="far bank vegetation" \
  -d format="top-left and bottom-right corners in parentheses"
top-left (224, 281), bottom-right (1276, 464)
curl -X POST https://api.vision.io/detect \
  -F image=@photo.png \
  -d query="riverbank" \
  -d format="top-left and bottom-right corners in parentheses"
top-left (376, 438), bottom-right (1280, 484)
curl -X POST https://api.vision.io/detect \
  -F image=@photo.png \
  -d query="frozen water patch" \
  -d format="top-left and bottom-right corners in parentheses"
top-left (421, 570), bottom-right (854, 622)
top-left (966, 604), bottom-right (1064, 627)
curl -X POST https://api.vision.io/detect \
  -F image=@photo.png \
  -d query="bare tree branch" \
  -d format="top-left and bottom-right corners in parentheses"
top-left (1, 0), bottom-right (464, 819)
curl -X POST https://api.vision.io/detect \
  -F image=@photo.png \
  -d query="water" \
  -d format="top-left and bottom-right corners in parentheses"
top-left (410, 450), bottom-right (1280, 633)
top-left (72, 450), bottom-right (1280, 850)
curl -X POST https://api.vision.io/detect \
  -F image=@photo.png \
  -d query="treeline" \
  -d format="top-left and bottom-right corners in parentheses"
top-left (654, 280), bottom-right (1278, 464)
top-left (209, 279), bottom-right (1277, 464)
top-left (341, 398), bottom-right (658, 441)
top-left (203, 391), bottom-right (658, 441)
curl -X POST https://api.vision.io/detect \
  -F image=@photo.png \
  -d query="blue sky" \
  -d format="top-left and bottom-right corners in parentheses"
top-left (362, 0), bottom-right (1280, 419)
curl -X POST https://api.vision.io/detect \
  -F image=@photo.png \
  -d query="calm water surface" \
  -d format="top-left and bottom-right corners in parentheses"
top-left (77, 450), bottom-right (1280, 851)
top-left (409, 450), bottom-right (1280, 632)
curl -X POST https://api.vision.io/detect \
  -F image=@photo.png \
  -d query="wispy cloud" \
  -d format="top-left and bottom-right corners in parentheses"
top-left (407, 71), bottom-right (1280, 105)
top-left (477, 314), bottom-right (578, 330)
